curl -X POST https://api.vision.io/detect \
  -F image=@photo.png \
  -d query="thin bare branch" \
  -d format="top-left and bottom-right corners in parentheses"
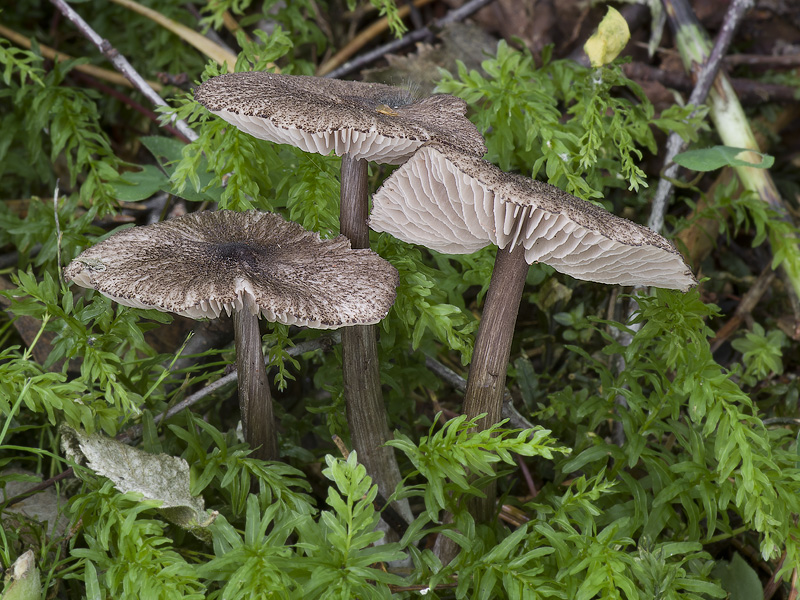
top-left (324, 0), bottom-right (498, 79)
top-left (423, 355), bottom-right (536, 431)
top-left (649, 0), bottom-right (754, 234)
top-left (48, 0), bottom-right (197, 142)
top-left (120, 332), bottom-right (341, 443)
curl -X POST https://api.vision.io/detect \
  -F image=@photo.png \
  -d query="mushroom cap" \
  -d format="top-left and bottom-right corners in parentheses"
top-left (65, 210), bottom-right (399, 328)
top-left (369, 144), bottom-right (696, 291)
top-left (194, 72), bottom-right (487, 164)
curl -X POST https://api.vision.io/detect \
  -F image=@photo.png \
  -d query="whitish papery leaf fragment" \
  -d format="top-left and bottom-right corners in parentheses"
top-left (61, 426), bottom-right (216, 535)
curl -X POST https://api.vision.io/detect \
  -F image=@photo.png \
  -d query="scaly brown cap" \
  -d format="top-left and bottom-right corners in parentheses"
top-left (65, 210), bottom-right (399, 327)
top-left (194, 72), bottom-right (486, 164)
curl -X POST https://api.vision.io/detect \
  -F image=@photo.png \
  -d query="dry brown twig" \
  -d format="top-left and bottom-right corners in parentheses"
top-left (324, 0), bottom-right (498, 79)
top-left (624, 62), bottom-right (800, 105)
top-left (48, 0), bottom-right (197, 142)
top-left (709, 265), bottom-right (776, 353)
top-left (316, 0), bottom-right (436, 76)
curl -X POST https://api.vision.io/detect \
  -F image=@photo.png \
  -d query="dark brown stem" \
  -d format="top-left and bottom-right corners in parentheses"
top-left (339, 154), bottom-right (412, 523)
top-left (234, 297), bottom-right (277, 462)
top-left (435, 244), bottom-right (529, 565)
top-left (340, 155), bottom-right (370, 248)
top-left (462, 243), bottom-right (529, 522)
top-left (463, 244), bottom-right (529, 431)
top-left (764, 551), bottom-right (787, 600)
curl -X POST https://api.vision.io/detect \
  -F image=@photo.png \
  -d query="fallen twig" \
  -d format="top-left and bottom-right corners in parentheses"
top-left (121, 332), bottom-right (341, 442)
top-left (710, 264), bottom-right (776, 353)
top-left (324, 0), bottom-right (497, 79)
top-left (649, 0), bottom-right (754, 234)
top-left (624, 62), bottom-right (800, 105)
top-left (762, 417), bottom-right (800, 427)
top-left (0, 468), bottom-right (74, 512)
top-left (316, 0), bottom-right (435, 76)
top-left (725, 53), bottom-right (800, 68)
top-left (423, 355), bottom-right (536, 431)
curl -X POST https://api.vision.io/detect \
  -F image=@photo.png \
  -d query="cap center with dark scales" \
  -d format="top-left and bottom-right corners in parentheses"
top-left (214, 242), bottom-right (274, 271)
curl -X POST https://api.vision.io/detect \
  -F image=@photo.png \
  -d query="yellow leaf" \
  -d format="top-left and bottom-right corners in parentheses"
top-left (583, 7), bottom-right (630, 68)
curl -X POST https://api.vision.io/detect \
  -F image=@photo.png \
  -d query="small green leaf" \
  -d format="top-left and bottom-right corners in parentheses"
top-left (711, 553), bottom-right (763, 600)
top-left (140, 135), bottom-right (222, 203)
top-left (84, 560), bottom-right (101, 600)
top-left (140, 135), bottom-right (186, 163)
top-left (110, 165), bottom-right (169, 201)
top-left (673, 146), bottom-right (774, 171)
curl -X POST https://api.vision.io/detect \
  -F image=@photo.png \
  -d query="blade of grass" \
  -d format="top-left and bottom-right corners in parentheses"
top-left (108, 0), bottom-right (237, 71)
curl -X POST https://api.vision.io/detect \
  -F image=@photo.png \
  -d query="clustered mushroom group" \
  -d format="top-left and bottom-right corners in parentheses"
top-left (66, 72), bottom-right (695, 531)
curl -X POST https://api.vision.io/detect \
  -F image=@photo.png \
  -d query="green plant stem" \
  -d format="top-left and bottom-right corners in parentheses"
top-left (234, 296), bottom-right (277, 462)
top-left (704, 525), bottom-right (750, 545)
top-left (339, 154), bottom-right (412, 524)
top-left (463, 242), bottom-right (530, 521)
top-left (664, 0), bottom-right (800, 310)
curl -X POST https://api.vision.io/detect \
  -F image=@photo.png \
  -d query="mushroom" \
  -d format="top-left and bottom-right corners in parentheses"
top-left (194, 72), bottom-right (486, 517)
top-left (370, 143), bottom-right (696, 517)
top-left (65, 210), bottom-right (399, 463)
top-left (193, 72), bottom-right (486, 166)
